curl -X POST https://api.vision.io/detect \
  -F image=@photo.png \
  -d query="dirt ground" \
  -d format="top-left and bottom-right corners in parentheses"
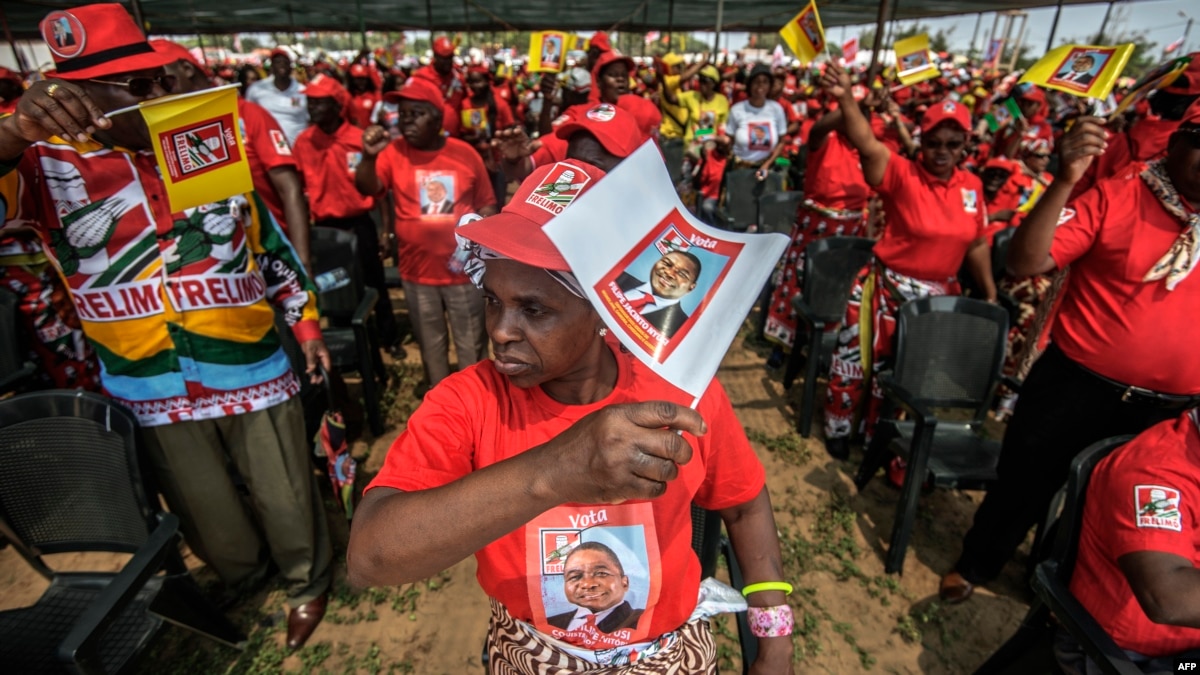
top-left (0, 310), bottom-right (1041, 674)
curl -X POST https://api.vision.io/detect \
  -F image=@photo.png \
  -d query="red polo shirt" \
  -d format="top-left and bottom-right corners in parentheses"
top-left (1071, 412), bottom-right (1200, 657)
top-left (373, 137), bottom-right (495, 285)
top-left (803, 132), bottom-right (870, 212)
top-left (347, 92), bottom-right (381, 129)
top-left (238, 99), bottom-right (297, 229)
top-left (412, 65), bottom-right (466, 109)
top-left (292, 121), bottom-right (375, 221)
top-left (872, 154), bottom-right (986, 280)
top-left (1049, 168), bottom-right (1200, 394)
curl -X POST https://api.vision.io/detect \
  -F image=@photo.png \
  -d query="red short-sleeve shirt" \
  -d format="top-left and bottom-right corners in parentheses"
top-left (374, 137), bottom-right (496, 285)
top-left (239, 99), bottom-right (298, 229)
top-left (292, 121), bottom-right (375, 221)
top-left (1070, 411), bottom-right (1200, 657)
top-left (871, 154), bottom-right (986, 280)
top-left (803, 132), bottom-right (870, 212)
top-left (367, 344), bottom-right (766, 649)
top-left (1048, 169), bottom-right (1200, 394)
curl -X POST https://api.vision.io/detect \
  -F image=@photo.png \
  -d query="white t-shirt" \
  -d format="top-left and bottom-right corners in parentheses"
top-left (725, 99), bottom-right (788, 164)
top-left (246, 78), bottom-right (309, 145)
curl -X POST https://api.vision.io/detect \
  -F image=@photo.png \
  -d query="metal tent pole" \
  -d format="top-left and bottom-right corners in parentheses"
top-left (0, 5), bottom-right (30, 75)
top-left (667, 0), bottom-right (675, 49)
top-left (129, 0), bottom-right (148, 35)
top-left (1045, 0), bottom-right (1065, 51)
top-left (356, 0), bottom-right (367, 50)
top-left (714, 0), bottom-right (724, 60)
top-left (1096, 1), bottom-right (1115, 43)
top-left (968, 13), bottom-right (982, 61)
top-left (867, 0), bottom-right (893, 82)
top-left (1007, 14), bottom-right (1027, 71)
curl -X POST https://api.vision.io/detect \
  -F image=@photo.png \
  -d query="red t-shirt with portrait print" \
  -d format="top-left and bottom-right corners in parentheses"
top-left (238, 98), bottom-right (298, 229)
top-left (871, 154), bottom-right (986, 281)
top-left (366, 343), bottom-right (766, 650)
top-left (373, 137), bottom-right (496, 285)
top-left (1070, 411), bottom-right (1200, 657)
top-left (292, 120), bottom-right (375, 221)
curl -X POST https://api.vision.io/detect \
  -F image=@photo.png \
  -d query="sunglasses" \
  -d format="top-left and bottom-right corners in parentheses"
top-left (90, 75), bottom-right (177, 97)
top-left (1175, 127), bottom-right (1200, 149)
top-left (922, 139), bottom-right (965, 151)
top-left (1031, 153), bottom-right (1052, 159)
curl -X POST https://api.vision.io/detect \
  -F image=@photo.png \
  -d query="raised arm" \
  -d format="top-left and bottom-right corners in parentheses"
top-left (347, 402), bottom-right (706, 587)
top-left (355, 124), bottom-right (389, 197)
top-left (820, 62), bottom-right (889, 186)
top-left (1008, 116), bottom-right (1107, 277)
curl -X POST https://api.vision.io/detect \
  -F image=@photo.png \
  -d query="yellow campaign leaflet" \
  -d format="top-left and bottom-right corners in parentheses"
top-left (894, 34), bottom-right (939, 86)
top-left (779, 0), bottom-right (826, 65)
top-left (139, 84), bottom-right (251, 212)
top-left (1019, 43), bottom-right (1134, 100)
top-left (529, 31), bottom-right (568, 73)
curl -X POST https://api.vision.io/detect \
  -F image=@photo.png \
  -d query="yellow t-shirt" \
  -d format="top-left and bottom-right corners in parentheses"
top-left (658, 75), bottom-right (694, 141)
top-left (682, 91), bottom-right (730, 142)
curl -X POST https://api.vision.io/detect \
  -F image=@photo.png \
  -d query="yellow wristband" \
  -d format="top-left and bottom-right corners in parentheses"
top-left (741, 582), bottom-right (793, 597)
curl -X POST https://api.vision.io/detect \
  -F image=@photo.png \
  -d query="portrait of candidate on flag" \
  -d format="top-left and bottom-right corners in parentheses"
top-left (1049, 47), bottom-right (1113, 91)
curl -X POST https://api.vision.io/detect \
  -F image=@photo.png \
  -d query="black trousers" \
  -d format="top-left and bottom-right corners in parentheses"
top-left (315, 214), bottom-right (399, 347)
top-left (954, 343), bottom-right (1184, 584)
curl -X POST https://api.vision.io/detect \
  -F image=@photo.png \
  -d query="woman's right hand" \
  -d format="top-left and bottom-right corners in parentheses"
top-left (362, 124), bottom-right (390, 157)
top-left (1057, 116), bottom-right (1108, 185)
top-left (539, 402), bottom-right (706, 505)
top-left (819, 62), bottom-right (851, 100)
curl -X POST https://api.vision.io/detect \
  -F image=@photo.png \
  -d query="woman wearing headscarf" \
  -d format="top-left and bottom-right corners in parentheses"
top-left (348, 160), bottom-right (794, 674)
top-left (818, 62), bottom-right (995, 459)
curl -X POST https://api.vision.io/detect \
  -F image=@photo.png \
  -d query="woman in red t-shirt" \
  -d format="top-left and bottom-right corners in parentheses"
top-left (819, 63), bottom-right (995, 458)
top-left (349, 161), bottom-right (794, 675)
top-left (459, 65), bottom-right (517, 206)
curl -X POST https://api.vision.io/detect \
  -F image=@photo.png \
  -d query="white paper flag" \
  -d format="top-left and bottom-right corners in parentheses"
top-left (543, 141), bottom-right (789, 401)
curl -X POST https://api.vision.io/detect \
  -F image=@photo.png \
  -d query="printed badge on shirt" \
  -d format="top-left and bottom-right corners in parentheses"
top-left (269, 129), bottom-right (292, 156)
top-left (527, 503), bottom-right (661, 651)
top-left (1056, 207), bottom-right (1076, 227)
top-left (747, 121), bottom-right (773, 152)
top-left (961, 188), bottom-right (978, 214)
top-left (345, 151), bottom-right (363, 173)
top-left (1135, 484), bottom-right (1183, 531)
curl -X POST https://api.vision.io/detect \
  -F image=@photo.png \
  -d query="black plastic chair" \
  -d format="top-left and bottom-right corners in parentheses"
top-left (0, 390), bottom-right (245, 673)
top-left (990, 227), bottom-right (1020, 325)
top-left (756, 192), bottom-right (805, 236)
top-left (720, 169), bottom-right (782, 232)
top-left (0, 287), bottom-right (36, 394)
top-left (854, 296), bottom-right (1009, 573)
top-left (974, 436), bottom-right (1136, 675)
top-left (310, 227), bottom-right (386, 436)
top-left (782, 237), bottom-right (875, 437)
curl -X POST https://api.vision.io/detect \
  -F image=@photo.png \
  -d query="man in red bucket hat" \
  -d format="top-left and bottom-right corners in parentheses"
top-left (0, 3), bottom-right (333, 649)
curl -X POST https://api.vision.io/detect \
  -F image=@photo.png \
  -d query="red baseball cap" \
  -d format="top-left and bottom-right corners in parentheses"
top-left (1164, 53), bottom-right (1200, 96)
top-left (456, 160), bottom-right (607, 271)
top-left (149, 38), bottom-right (213, 79)
top-left (383, 76), bottom-right (443, 107)
top-left (590, 32), bottom-right (612, 54)
top-left (433, 36), bottom-right (456, 58)
top-left (591, 51), bottom-right (635, 87)
top-left (349, 63), bottom-right (369, 77)
top-left (40, 3), bottom-right (175, 80)
top-left (1018, 85), bottom-right (1046, 103)
top-left (920, 99), bottom-right (972, 134)
top-left (1182, 96), bottom-right (1200, 125)
top-left (555, 103), bottom-right (644, 158)
top-left (305, 73), bottom-right (350, 108)
top-left (269, 47), bottom-right (291, 60)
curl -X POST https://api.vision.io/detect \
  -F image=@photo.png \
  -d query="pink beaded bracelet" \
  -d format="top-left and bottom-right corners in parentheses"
top-left (746, 604), bottom-right (794, 638)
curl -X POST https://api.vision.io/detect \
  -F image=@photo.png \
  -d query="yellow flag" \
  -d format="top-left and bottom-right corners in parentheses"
top-left (138, 84), bottom-right (251, 213)
top-left (1019, 43), bottom-right (1134, 100)
top-left (567, 34), bottom-right (590, 53)
top-left (529, 31), bottom-right (568, 73)
top-left (894, 34), bottom-right (939, 86)
top-left (779, 1), bottom-right (826, 65)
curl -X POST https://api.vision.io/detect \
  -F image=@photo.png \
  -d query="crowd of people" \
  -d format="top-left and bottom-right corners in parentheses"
top-left (2, 2), bottom-right (1200, 672)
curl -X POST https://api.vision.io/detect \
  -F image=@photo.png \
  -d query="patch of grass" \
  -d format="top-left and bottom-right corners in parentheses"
top-left (745, 427), bottom-right (812, 466)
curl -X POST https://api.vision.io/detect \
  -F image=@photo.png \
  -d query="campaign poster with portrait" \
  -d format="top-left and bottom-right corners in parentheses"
top-left (1048, 46), bottom-right (1114, 92)
top-left (417, 170), bottom-right (457, 217)
top-left (894, 34), bottom-right (939, 87)
top-left (529, 31), bottom-right (568, 73)
top-left (544, 141), bottom-right (788, 400)
top-left (526, 502), bottom-right (660, 650)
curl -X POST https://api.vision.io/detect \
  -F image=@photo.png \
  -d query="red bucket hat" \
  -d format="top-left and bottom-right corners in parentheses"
top-left (1164, 53), bottom-right (1200, 96)
top-left (40, 3), bottom-right (175, 81)
top-left (920, 99), bottom-right (972, 135)
top-left (456, 160), bottom-right (607, 271)
top-left (149, 38), bottom-right (213, 79)
top-left (554, 103), bottom-right (645, 158)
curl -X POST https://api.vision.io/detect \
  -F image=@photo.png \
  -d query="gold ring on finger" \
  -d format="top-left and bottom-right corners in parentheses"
top-left (46, 83), bottom-right (60, 98)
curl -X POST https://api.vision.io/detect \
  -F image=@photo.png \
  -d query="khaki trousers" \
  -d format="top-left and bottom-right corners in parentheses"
top-left (400, 279), bottom-right (487, 386)
top-left (141, 396), bottom-right (332, 606)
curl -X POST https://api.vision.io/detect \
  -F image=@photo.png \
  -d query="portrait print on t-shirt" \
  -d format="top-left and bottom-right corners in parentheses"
top-left (595, 207), bottom-right (740, 363)
top-left (418, 171), bottom-right (457, 217)
top-left (747, 121), bottom-right (773, 153)
top-left (528, 503), bottom-right (660, 650)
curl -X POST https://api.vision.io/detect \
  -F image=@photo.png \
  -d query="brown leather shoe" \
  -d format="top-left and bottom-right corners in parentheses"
top-left (286, 592), bottom-right (327, 650)
top-left (938, 571), bottom-right (974, 604)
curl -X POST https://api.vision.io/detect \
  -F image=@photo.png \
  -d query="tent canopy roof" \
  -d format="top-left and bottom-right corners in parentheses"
top-left (5, 0), bottom-right (1094, 37)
